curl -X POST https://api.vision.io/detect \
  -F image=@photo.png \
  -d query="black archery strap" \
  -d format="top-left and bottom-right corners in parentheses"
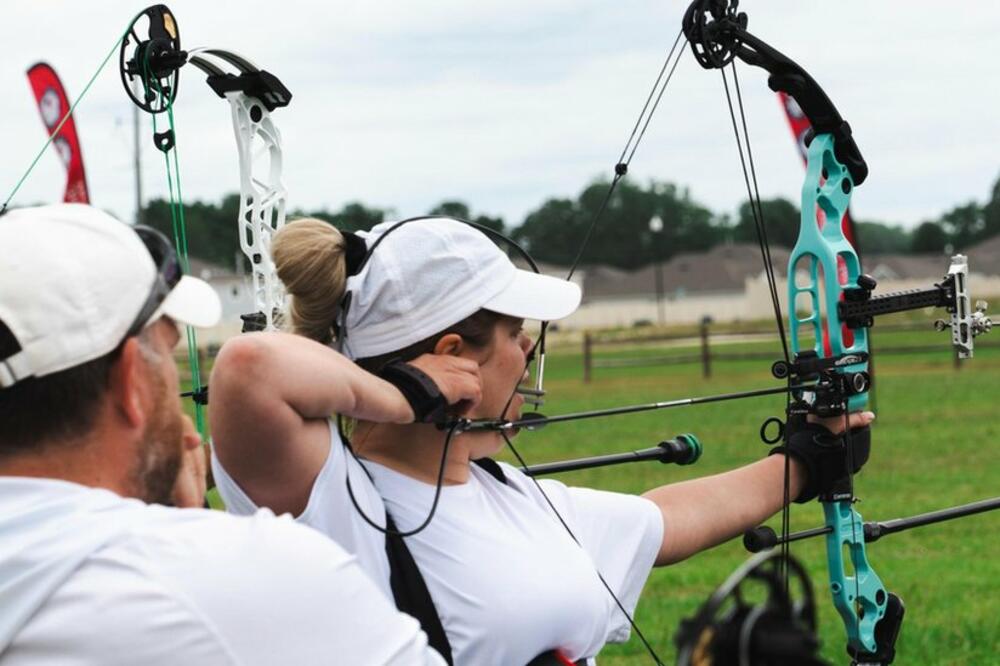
top-left (471, 457), bottom-right (508, 484)
top-left (382, 458), bottom-right (505, 665)
top-left (384, 512), bottom-right (454, 665)
top-left (383, 459), bottom-right (584, 666)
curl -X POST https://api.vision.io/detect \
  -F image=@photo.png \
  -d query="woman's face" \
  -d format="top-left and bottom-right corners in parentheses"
top-left (465, 316), bottom-right (533, 424)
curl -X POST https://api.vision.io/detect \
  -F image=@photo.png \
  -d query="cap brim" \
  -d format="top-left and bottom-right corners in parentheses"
top-left (482, 269), bottom-right (581, 322)
top-left (157, 275), bottom-right (222, 328)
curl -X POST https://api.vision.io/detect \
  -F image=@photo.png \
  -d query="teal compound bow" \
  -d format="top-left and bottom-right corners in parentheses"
top-left (466, 1), bottom-right (994, 664)
top-left (678, 2), bottom-right (993, 665)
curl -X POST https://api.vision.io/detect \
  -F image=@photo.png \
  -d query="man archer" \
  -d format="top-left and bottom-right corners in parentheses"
top-left (0, 204), bottom-right (448, 665)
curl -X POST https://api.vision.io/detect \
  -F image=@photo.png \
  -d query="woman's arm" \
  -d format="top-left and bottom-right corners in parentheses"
top-left (209, 332), bottom-right (480, 516)
top-left (643, 411), bottom-right (874, 566)
top-left (642, 454), bottom-right (804, 565)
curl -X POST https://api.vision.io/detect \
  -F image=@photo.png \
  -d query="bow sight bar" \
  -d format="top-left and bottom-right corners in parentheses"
top-left (837, 255), bottom-right (991, 359)
top-left (120, 4), bottom-right (293, 333)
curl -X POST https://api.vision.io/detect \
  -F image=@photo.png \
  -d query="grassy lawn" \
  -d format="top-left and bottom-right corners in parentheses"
top-left (181, 321), bottom-right (1000, 664)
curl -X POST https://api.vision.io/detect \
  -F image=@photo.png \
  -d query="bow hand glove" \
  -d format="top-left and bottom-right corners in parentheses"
top-left (769, 415), bottom-right (871, 503)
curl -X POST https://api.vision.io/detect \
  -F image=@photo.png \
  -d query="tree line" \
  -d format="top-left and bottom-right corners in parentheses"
top-left (144, 173), bottom-right (1000, 272)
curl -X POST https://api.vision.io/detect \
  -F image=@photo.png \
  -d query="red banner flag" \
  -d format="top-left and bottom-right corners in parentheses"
top-left (26, 62), bottom-right (90, 204)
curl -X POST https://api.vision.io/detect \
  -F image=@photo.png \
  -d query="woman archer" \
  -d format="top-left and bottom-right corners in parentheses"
top-left (208, 216), bottom-right (872, 665)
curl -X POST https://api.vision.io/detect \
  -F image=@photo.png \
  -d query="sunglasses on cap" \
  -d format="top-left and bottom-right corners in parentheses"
top-left (122, 225), bottom-right (183, 339)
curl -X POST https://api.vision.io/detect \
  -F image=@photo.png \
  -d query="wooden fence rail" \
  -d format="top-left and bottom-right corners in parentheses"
top-left (583, 321), bottom-right (999, 382)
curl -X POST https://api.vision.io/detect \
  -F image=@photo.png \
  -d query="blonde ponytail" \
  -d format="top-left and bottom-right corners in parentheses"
top-left (271, 218), bottom-right (347, 344)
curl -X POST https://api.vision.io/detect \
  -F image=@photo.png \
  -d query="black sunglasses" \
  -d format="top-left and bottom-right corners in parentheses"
top-left (123, 226), bottom-right (183, 338)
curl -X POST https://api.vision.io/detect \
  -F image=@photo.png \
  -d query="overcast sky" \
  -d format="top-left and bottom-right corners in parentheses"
top-left (3, 1), bottom-right (999, 232)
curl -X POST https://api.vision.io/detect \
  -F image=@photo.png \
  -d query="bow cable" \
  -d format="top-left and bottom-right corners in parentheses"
top-left (142, 50), bottom-right (207, 440)
top-left (717, 60), bottom-right (795, 583)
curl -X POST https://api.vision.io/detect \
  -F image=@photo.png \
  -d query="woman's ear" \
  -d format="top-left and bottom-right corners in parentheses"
top-left (433, 333), bottom-right (464, 357)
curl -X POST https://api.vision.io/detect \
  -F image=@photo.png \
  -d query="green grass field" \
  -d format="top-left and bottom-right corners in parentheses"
top-left (502, 326), bottom-right (1000, 665)
top-left (183, 323), bottom-right (1000, 665)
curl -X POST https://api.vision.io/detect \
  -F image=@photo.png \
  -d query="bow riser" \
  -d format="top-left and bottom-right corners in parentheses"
top-left (791, 132), bottom-right (889, 657)
top-left (789, 133), bottom-right (868, 413)
top-left (229, 93), bottom-right (288, 331)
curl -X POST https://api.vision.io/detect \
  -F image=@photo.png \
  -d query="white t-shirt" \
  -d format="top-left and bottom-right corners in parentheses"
top-left (213, 422), bottom-right (664, 664)
top-left (0, 477), bottom-right (445, 666)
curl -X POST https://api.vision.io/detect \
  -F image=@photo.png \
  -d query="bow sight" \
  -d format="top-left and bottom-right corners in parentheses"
top-left (770, 254), bottom-right (992, 420)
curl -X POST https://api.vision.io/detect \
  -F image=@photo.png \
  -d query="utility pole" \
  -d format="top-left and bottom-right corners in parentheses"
top-left (649, 215), bottom-right (665, 325)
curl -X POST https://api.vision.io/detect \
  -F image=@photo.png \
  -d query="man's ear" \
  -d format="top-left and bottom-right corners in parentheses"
top-left (109, 338), bottom-right (148, 430)
top-left (433, 333), bottom-right (464, 357)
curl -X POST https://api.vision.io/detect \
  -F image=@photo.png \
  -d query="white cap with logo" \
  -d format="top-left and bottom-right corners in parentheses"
top-left (340, 217), bottom-right (581, 360)
top-left (0, 204), bottom-right (221, 387)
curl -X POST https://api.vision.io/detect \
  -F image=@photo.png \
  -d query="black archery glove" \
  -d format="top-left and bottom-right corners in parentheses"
top-left (769, 414), bottom-right (871, 503)
top-left (377, 359), bottom-right (449, 424)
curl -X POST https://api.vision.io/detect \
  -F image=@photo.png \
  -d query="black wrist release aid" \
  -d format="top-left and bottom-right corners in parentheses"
top-left (378, 360), bottom-right (448, 423)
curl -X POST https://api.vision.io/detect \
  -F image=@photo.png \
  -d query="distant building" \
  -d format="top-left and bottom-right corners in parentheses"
top-left (187, 237), bottom-right (1000, 343)
top-left (554, 240), bottom-right (1000, 330)
top-left (186, 258), bottom-right (254, 345)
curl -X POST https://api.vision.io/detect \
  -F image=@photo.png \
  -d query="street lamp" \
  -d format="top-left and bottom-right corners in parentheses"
top-left (649, 215), bottom-right (665, 325)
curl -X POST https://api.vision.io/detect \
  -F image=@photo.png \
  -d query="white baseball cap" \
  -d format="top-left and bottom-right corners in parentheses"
top-left (340, 217), bottom-right (581, 360)
top-left (0, 203), bottom-right (221, 387)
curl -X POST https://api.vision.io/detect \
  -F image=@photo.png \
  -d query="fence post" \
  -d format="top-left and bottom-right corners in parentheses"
top-left (700, 316), bottom-right (712, 379)
top-left (583, 332), bottom-right (592, 383)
